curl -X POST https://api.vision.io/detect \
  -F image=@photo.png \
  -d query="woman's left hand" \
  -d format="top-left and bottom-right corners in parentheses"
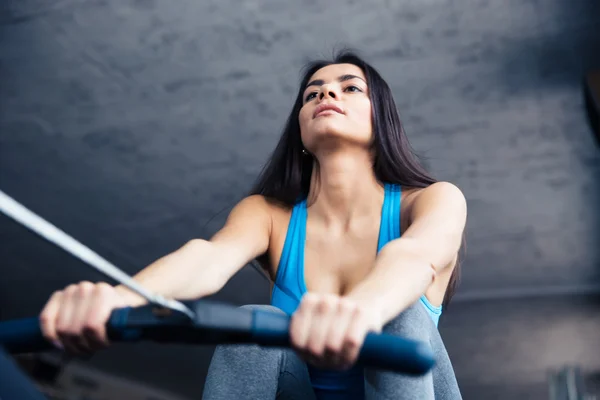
top-left (289, 292), bottom-right (384, 371)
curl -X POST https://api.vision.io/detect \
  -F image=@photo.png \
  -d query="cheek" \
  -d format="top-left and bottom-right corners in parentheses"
top-left (355, 102), bottom-right (373, 130)
top-left (298, 107), bottom-right (311, 130)
top-left (298, 106), bottom-right (316, 144)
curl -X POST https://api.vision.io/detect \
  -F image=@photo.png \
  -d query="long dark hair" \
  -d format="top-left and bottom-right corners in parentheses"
top-left (250, 50), bottom-right (461, 307)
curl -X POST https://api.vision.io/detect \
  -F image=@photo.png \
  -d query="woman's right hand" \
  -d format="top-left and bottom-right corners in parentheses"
top-left (39, 281), bottom-right (137, 355)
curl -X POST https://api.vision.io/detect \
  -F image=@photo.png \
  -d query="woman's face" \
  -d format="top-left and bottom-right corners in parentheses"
top-left (299, 63), bottom-right (372, 154)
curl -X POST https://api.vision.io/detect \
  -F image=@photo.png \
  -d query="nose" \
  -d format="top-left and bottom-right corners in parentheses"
top-left (318, 84), bottom-right (338, 101)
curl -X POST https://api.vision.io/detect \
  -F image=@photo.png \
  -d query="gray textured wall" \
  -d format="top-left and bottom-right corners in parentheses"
top-left (1, 0), bottom-right (599, 398)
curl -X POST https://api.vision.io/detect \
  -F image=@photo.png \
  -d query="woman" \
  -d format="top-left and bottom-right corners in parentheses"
top-left (39, 51), bottom-right (466, 399)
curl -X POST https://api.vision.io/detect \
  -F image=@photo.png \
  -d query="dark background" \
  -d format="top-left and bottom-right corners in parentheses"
top-left (1, 0), bottom-right (599, 398)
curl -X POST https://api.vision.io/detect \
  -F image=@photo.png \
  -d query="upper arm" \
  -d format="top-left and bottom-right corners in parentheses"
top-left (208, 195), bottom-right (272, 273)
top-left (400, 182), bottom-right (467, 271)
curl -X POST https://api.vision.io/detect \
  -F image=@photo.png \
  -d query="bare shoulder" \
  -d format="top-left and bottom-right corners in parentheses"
top-left (416, 181), bottom-right (465, 202)
top-left (403, 182), bottom-right (467, 220)
top-left (229, 194), bottom-right (292, 227)
top-left (233, 194), bottom-right (271, 211)
top-left (229, 194), bottom-right (278, 216)
top-left (254, 195), bottom-right (295, 214)
top-left (211, 195), bottom-right (275, 242)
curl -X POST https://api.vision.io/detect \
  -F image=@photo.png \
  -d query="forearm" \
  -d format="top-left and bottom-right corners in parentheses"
top-left (114, 239), bottom-right (230, 306)
top-left (345, 240), bottom-right (436, 324)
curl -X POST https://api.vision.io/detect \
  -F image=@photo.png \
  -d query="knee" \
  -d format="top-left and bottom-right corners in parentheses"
top-left (211, 305), bottom-right (286, 362)
top-left (211, 341), bottom-right (284, 372)
top-left (382, 302), bottom-right (437, 340)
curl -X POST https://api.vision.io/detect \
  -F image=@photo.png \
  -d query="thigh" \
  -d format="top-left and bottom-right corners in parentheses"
top-left (364, 302), bottom-right (462, 400)
top-left (203, 305), bottom-right (316, 400)
top-left (277, 347), bottom-right (317, 400)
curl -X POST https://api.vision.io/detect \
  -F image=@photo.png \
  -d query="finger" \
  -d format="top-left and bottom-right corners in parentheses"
top-left (40, 291), bottom-right (63, 348)
top-left (70, 281), bottom-right (97, 353)
top-left (55, 285), bottom-right (76, 351)
top-left (56, 284), bottom-right (88, 355)
top-left (323, 299), bottom-right (355, 369)
top-left (290, 293), bottom-right (318, 353)
top-left (82, 283), bottom-right (115, 349)
top-left (306, 294), bottom-right (337, 359)
top-left (340, 308), bottom-right (371, 367)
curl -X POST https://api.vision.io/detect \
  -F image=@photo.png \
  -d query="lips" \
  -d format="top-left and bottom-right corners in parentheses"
top-left (313, 103), bottom-right (344, 118)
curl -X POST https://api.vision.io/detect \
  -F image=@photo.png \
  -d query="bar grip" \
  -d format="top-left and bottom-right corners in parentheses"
top-left (0, 304), bottom-right (435, 375)
top-left (250, 309), bottom-right (435, 375)
top-left (0, 307), bottom-right (177, 354)
top-left (0, 317), bottom-right (51, 354)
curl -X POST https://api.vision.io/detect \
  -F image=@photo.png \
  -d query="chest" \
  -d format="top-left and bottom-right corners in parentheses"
top-left (267, 206), bottom-right (407, 296)
top-left (302, 219), bottom-right (382, 295)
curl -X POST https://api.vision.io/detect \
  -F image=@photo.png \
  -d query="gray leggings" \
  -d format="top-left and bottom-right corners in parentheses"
top-left (202, 302), bottom-right (462, 399)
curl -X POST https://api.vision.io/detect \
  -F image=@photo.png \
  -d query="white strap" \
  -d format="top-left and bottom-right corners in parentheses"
top-left (0, 190), bottom-right (194, 318)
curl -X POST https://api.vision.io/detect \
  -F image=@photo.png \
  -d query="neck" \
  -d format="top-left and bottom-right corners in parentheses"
top-left (307, 149), bottom-right (384, 227)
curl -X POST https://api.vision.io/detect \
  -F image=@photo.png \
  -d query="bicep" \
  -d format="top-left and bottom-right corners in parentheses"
top-left (401, 182), bottom-right (467, 270)
top-left (209, 195), bottom-right (272, 270)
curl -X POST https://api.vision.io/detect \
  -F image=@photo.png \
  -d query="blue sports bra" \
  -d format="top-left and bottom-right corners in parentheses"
top-left (270, 183), bottom-right (442, 399)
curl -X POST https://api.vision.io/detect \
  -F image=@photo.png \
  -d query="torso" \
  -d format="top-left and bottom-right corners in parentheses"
top-left (258, 186), bottom-right (455, 308)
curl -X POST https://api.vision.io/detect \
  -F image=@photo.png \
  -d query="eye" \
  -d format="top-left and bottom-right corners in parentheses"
top-left (344, 85), bottom-right (362, 93)
top-left (305, 92), bottom-right (317, 102)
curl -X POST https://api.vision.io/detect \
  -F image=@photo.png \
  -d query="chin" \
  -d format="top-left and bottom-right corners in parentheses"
top-left (310, 118), bottom-right (351, 134)
top-left (303, 120), bottom-right (371, 145)
top-left (304, 130), bottom-right (371, 151)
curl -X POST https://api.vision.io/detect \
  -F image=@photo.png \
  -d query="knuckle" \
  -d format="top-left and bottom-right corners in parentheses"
top-left (316, 300), bottom-right (331, 313)
top-left (65, 284), bottom-right (79, 295)
top-left (93, 282), bottom-right (113, 297)
top-left (317, 295), bottom-right (338, 313)
top-left (50, 290), bottom-right (63, 300)
top-left (302, 293), bottom-right (317, 307)
top-left (77, 281), bottom-right (94, 294)
top-left (95, 282), bottom-right (112, 291)
top-left (338, 298), bottom-right (355, 312)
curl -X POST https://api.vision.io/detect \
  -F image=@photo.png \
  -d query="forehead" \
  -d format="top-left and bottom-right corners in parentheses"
top-left (308, 63), bottom-right (366, 82)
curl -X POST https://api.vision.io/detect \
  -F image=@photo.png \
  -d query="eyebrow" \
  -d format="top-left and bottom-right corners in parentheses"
top-left (305, 74), bottom-right (367, 90)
